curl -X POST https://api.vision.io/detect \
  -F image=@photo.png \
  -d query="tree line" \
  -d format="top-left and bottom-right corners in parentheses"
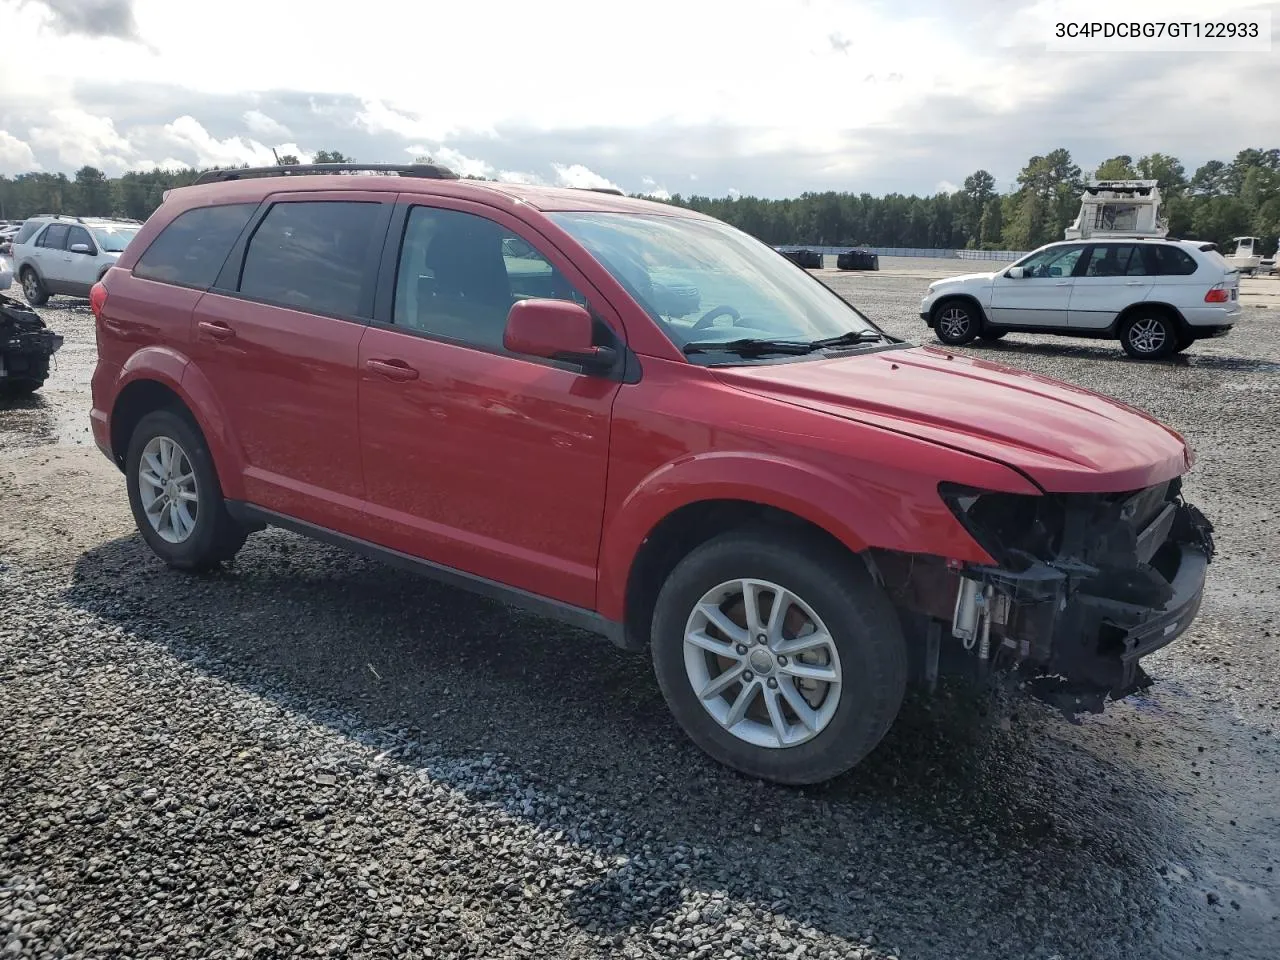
top-left (3, 147), bottom-right (1277, 254)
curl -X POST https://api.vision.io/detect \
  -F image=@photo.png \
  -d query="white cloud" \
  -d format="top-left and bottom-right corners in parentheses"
top-left (28, 108), bottom-right (135, 169)
top-left (128, 156), bottom-right (191, 173)
top-left (641, 176), bottom-right (671, 200)
top-left (404, 145), bottom-right (495, 179)
top-left (495, 169), bottom-right (544, 185)
top-left (162, 116), bottom-right (310, 168)
top-left (936, 180), bottom-right (961, 194)
top-left (0, 131), bottom-right (39, 174)
top-left (552, 163), bottom-right (620, 191)
top-left (243, 109), bottom-right (291, 139)
top-left (727, 187), bottom-right (742, 200)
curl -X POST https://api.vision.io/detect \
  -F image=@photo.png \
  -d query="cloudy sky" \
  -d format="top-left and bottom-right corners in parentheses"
top-left (0, 0), bottom-right (1277, 198)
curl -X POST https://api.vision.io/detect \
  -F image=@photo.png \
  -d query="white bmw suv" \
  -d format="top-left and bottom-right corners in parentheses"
top-left (920, 238), bottom-right (1241, 360)
top-left (11, 214), bottom-right (142, 305)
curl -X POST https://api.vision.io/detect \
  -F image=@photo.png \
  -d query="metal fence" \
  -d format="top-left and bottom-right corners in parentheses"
top-left (776, 245), bottom-right (1027, 262)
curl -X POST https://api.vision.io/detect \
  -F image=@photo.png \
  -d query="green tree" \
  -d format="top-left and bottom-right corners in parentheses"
top-left (1136, 153), bottom-right (1187, 195)
top-left (961, 169), bottom-right (996, 243)
top-left (73, 166), bottom-right (112, 216)
top-left (979, 197), bottom-right (1003, 247)
top-left (276, 153), bottom-right (300, 166)
top-left (1190, 160), bottom-right (1231, 196)
top-left (313, 150), bottom-right (351, 163)
top-left (1093, 155), bottom-right (1137, 180)
top-left (1191, 196), bottom-right (1251, 246)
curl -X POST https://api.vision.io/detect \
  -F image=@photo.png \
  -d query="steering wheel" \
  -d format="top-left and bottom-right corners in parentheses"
top-left (691, 305), bottom-right (741, 331)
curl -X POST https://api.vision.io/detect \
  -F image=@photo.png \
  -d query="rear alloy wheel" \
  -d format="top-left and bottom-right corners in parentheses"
top-left (933, 301), bottom-right (978, 346)
top-left (1121, 312), bottom-right (1176, 360)
top-left (125, 409), bottom-right (248, 570)
top-left (651, 527), bottom-right (907, 785)
top-left (20, 268), bottom-right (49, 306)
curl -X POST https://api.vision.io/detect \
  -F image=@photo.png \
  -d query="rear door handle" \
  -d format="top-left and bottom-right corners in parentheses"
top-left (365, 358), bottom-right (419, 382)
top-left (1126, 280), bottom-right (1145, 285)
top-left (197, 320), bottom-right (236, 341)
top-left (1055, 281), bottom-right (1071, 286)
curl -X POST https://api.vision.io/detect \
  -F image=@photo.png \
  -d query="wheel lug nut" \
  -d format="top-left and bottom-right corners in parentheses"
top-left (756, 634), bottom-right (767, 644)
top-left (743, 671), bottom-right (754, 683)
top-left (777, 655), bottom-right (788, 666)
top-left (736, 644), bottom-right (748, 656)
top-left (767, 678), bottom-right (778, 689)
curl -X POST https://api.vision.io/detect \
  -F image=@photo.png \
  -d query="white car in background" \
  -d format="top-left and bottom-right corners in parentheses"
top-left (920, 238), bottom-right (1241, 360)
top-left (0, 254), bottom-right (12, 291)
top-left (11, 215), bottom-right (142, 304)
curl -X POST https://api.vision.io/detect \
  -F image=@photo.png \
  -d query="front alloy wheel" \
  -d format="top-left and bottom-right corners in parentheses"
top-left (651, 526), bottom-right (908, 785)
top-left (934, 302), bottom-right (978, 345)
top-left (684, 578), bottom-right (842, 749)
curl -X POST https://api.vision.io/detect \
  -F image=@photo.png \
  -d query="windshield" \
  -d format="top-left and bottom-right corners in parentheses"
top-left (92, 225), bottom-right (139, 253)
top-left (548, 212), bottom-right (878, 357)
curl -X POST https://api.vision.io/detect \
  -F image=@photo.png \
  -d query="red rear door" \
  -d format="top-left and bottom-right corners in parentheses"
top-left (355, 197), bottom-right (624, 608)
top-left (190, 192), bottom-right (392, 533)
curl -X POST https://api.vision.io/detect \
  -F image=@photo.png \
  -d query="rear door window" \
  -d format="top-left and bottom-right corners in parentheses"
top-left (37, 224), bottom-right (70, 250)
top-left (134, 203), bottom-right (258, 288)
top-left (1082, 245), bottom-right (1146, 277)
top-left (239, 201), bottom-right (382, 318)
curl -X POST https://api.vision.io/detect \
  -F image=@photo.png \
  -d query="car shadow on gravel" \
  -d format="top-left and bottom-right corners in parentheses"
top-left (63, 529), bottom-right (1208, 957)
top-left (965, 340), bottom-right (1280, 373)
top-left (0, 389), bottom-right (57, 446)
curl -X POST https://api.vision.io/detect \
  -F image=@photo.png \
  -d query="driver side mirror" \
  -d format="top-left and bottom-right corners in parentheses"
top-left (1006, 266), bottom-right (1026, 279)
top-left (503, 298), bottom-right (617, 372)
top-left (70, 243), bottom-right (92, 254)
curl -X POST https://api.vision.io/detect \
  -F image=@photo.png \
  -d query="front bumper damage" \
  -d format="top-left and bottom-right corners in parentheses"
top-left (874, 479), bottom-right (1215, 716)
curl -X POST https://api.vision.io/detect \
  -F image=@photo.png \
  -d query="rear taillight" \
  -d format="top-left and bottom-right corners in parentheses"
top-left (1204, 284), bottom-right (1229, 303)
top-left (90, 280), bottom-right (108, 319)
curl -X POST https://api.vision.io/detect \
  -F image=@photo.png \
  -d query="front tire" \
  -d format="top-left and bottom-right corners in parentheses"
top-left (1120, 312), bottom-right (1177, 360)
top-left (650, 526), bottom-right (908, 785)
top-left (20, 268), bottom-right (49, 306)
top-left (125, 409), bottom-right (248, 571)
top-left (933, 300), bottom-right (979, 346)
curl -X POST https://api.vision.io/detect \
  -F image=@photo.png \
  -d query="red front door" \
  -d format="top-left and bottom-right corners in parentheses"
top-left (355, 200), bottom-right (623, 608)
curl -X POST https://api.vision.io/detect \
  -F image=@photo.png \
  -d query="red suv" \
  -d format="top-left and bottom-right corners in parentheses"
top-left (90, 163), bottom-right (1215, 784)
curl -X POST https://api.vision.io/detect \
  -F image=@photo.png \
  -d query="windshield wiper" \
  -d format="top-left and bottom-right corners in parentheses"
top-left (807, 330), bottom-right (886, 349)
top-left (682, 337), bottom-right (816, 356)
top-left (682, 329), bottom-right (886, 357)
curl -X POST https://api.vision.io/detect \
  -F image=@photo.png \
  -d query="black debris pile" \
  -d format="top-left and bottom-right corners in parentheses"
top-left (1, 293), bottom-right (63, 397)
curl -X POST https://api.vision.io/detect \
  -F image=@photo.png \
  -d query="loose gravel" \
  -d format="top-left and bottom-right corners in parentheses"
top-left (2, 265), bottom-right (1279, 959)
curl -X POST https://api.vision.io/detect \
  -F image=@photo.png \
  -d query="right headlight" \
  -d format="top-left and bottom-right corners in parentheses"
top-left (938, 483), bottom-right (1061, 570)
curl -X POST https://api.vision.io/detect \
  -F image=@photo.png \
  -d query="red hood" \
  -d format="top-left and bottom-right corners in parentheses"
top-left (714, 346), bottom-right (1192, 493)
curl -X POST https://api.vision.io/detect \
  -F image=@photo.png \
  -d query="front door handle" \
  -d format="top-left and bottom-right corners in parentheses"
top-left (1055, 281), bottom-right (1071, 286)
top-left (365, 358), bottom-right (419, 382)
top-left (197, 320), bottom-right (236, 340)
top-left (1126, 280), bottom-right (1144, 285)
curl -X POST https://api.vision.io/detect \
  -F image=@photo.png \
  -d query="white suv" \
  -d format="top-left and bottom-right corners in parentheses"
top-left (920, 238), bottom-right (1241, 360)
top-left (11, 215), bottom-right (142, 305)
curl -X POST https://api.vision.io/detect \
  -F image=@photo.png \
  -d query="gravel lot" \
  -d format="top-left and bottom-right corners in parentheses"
top-left (2, 260), bottom-right (1278, 959)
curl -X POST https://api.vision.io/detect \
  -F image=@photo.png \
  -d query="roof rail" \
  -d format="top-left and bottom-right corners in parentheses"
top-left (28, 212), bottom-right (84, 223)
top-left (193, 162), bottom-right (459, 186)
top-left (578, 186), bottom-right (624, 196)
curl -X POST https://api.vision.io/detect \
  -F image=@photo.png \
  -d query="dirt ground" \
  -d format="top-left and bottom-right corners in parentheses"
top-left (2, 259), bottom-right (1278, 960)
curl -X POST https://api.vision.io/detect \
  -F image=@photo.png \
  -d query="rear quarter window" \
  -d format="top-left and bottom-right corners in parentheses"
top-left (1196, 247), bottom-right (1234, 274)
top-left (14, 221), bottom-right (41, 245)
top-left (1152, 245), bottom-right (1199, 276)
top-left (133, 203), bottom-right (259, 289)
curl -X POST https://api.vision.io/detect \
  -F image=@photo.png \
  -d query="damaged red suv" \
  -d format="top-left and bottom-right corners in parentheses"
top-left (89, 163), bottom-right (1215, 784)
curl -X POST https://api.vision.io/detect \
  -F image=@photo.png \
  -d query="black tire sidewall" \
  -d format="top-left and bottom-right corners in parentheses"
top-left (933, 300), bottom-right (978, 345)
top-left (124, 409), bottom-right (229, 569)
top-left (651, 529), bottom-right (907, 785)
top-left (1121, 313), bottom-right (1176, 360)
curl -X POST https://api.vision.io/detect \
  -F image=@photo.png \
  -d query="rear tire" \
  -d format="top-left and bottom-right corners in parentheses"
top-left (650, 526), bottom-right (908, 785)
top-left (125, 408), bottom-right (248, 571)
top-left (20, 268), bottom-right (49, 306)
top-left (933, 300), bottom-right (979, 346)
top-left (1120, 311), bottom-right (1177, 360)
